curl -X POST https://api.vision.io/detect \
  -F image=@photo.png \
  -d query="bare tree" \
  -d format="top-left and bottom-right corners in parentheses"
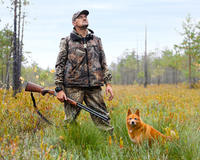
top-left (12, 0), bottom-right (27, 95)
top-left (144, 26), bottom-right (148, 88)
top-left (12, 0), bottom-right (23, 96)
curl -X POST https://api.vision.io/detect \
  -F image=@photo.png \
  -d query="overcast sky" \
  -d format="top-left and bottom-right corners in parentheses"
top-left (1, 0), bottom-right (200, 69)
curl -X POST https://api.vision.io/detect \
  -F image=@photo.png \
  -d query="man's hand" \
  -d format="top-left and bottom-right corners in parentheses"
top-left (56, 90), bottom-right (67, 102)
top-left (105, 84), bottom-right (114, 101)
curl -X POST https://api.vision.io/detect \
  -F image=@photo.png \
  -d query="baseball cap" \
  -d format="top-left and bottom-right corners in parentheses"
top-left (72, 10), bottom-right (89, 22)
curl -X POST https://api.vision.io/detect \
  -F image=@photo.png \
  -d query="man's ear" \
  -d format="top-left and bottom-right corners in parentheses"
top-left (127, 108), bottom-right (132, 116)
top-left (135, 109), bottom-right (140, 116)
top-left (72, 21), bottom-right (76, 27)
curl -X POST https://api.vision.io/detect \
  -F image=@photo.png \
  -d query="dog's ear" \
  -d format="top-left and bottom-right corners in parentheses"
top-left (135, 109), bottom-right (140, 116)
top-left (127, 109), bottom-right (132, 116)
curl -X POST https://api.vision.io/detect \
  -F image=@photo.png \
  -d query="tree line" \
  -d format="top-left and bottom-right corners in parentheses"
top-left (110, 15), bottom-right (200, 88)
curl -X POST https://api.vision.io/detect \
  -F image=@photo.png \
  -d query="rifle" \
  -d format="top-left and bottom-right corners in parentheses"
top-left (25, 82), bottom-right (110, 122)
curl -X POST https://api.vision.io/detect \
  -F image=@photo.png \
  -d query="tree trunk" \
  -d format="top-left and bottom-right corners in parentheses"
top-left (136, 54), bottom-right (139, 83)
top-left (175, 68), bottom-right (178, 87)
top-left (13, 0), bottom-right (19, 96)
top-left (144, 26), bottom-right (148, 88)
top-left (18, 0), bottom-right (22, 92)
top-left (172, 69), bottom-right (176, 84)
top-left (189, 54), bottom-right (192, 88)
top-left (1, 62), bottom-right (4, 84)
top-left (5, 48), bottom-right (12, 90)
top-left (157, 76), bottom-right (160, 86)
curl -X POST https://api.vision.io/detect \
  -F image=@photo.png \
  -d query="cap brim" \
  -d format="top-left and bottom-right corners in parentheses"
top-left (79, 10), bottom-right (89, 16)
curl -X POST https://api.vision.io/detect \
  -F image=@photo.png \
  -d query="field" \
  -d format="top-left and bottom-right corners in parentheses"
top-left (0, 84), bottom-right (200, 160)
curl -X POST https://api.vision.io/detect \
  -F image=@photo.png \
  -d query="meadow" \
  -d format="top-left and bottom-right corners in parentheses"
top-left (0, 84), bottom-right (200, 160)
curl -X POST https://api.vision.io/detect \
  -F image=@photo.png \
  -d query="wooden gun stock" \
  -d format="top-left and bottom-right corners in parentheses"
top-left (25, 82), bottom-right (55, 96)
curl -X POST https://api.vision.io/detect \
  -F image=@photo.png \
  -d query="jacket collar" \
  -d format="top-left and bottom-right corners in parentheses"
top-left (70, 28), bottom-right (94, 42)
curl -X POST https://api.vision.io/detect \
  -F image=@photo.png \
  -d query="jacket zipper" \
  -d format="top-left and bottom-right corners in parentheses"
top-left (83, 38), bottom-right (91, 87)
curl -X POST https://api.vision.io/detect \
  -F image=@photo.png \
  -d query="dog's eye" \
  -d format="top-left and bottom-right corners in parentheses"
top-left (129, 118), bottom-right (132, 120)
top-left (134, 118), bottom-right (137, 120)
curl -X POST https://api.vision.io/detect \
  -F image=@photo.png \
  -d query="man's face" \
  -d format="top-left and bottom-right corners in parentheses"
top-left (73, 14), bottom-right (89, 29)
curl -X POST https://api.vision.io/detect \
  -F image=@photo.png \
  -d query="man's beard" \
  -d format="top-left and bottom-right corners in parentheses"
top-left (80, 24), bottom-right (88, 29)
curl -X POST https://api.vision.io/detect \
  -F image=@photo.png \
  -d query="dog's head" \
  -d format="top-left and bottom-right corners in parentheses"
top-left (126, 109), bottom-right (142, 127)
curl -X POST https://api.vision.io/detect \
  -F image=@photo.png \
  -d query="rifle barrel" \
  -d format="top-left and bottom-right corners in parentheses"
top-left (77, 102), bottom-right (110, 121)
top-left (65, 97), bottom-right (109, 121)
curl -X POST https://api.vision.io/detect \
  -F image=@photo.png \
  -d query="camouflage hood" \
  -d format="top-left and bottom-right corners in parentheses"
top-left (55, 28), bottom-right (112, 88)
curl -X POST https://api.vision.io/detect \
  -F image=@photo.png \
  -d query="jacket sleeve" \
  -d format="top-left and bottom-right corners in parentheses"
top-left (98, 38), bottom-right (112, 85)
top-left (55, 37), bottom-right (68, 88)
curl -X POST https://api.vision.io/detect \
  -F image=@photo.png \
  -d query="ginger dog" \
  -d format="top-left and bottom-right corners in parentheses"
top-left (126, 109), bottom-right (170, 145)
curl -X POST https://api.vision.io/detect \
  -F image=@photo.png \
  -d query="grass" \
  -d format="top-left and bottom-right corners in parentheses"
top-left (0, 84), bottom-right (200, 159)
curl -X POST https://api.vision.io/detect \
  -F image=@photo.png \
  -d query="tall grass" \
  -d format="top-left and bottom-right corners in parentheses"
top-left (0, 84), bottom-right (200, 159)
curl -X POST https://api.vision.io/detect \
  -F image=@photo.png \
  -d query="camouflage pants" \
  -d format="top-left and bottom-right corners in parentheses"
top-left (64, 87), bottom-right (113, 132)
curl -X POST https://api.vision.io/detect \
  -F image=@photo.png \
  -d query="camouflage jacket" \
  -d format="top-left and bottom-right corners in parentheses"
top-left (55, 29), bottom-right (112, 88)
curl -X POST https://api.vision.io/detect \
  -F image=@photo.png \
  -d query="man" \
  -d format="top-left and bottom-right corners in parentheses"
top-left (55, 10), bottom-right (114, 132)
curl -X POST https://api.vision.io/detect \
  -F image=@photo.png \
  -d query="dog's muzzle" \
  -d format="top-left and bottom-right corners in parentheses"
top-left (130, 120), bottom-right (136, 126)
